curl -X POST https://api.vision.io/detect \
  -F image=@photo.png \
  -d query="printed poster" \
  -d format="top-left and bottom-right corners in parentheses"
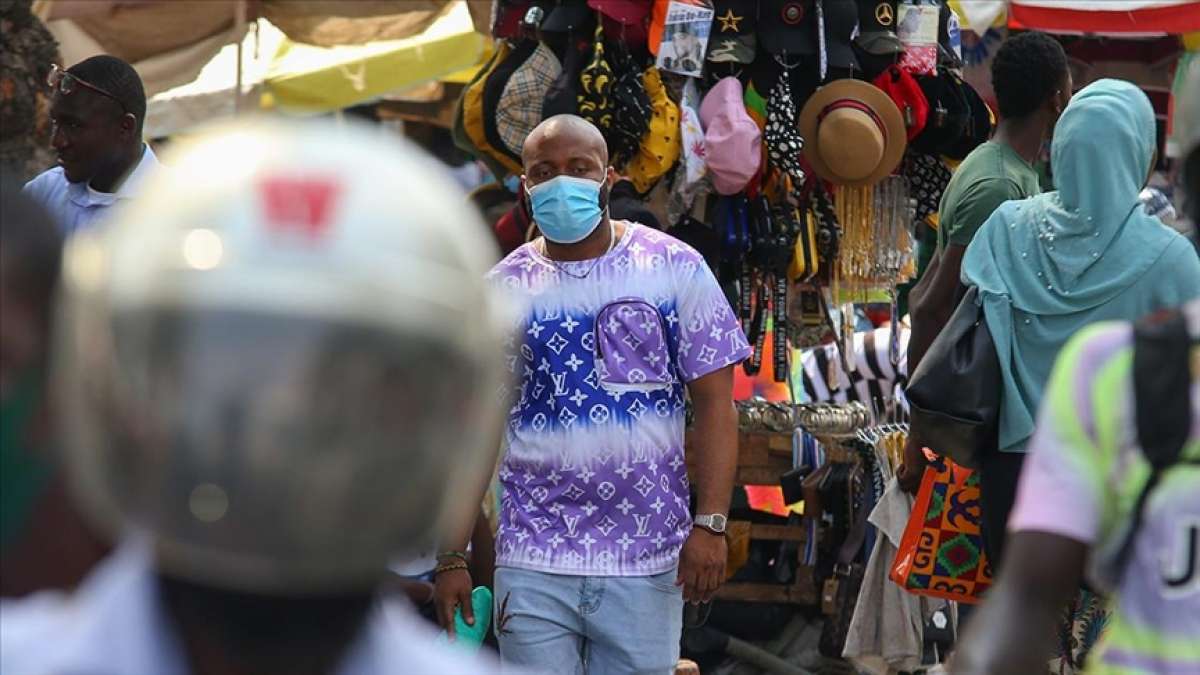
top-left (897, 1), bottom-right (940, 75)
top-left (656, 0), bottom-right (714, 78)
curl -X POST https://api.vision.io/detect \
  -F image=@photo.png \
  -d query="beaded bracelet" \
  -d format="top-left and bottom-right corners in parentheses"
top-left (437, 550), bottom-right (469, 564)
top-left (434, 562), bottom-right (469, 576)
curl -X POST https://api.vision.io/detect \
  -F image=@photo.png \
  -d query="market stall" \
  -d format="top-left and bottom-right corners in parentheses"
top-left (456, 0), bottom-right (1194, 669)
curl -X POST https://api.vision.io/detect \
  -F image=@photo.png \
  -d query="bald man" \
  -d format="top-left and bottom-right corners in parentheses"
top-left (434, 115), bottom-right (750, 673)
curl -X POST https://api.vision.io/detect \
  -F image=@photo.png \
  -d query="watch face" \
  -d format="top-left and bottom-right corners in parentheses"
top-left (712, 514), bottom-right (728, 531)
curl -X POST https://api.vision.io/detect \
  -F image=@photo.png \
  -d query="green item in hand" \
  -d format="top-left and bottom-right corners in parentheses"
top-left (437, 586), bottom-right (492, 652)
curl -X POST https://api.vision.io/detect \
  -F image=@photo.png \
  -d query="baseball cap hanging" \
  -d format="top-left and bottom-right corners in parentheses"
top-left (543, 0), bottom-right (594, 32)
top-left (798, 78), bottom-right (906, 186)
top-left (759, 0), bottom-right (818, 56)
top-left (497, 42), bottom-right (564, 157)
top-left (542, 37), bottom-right (588, 117)
top-left (494, 0), bottom-right (535, 39)
top-left (482, 40), bottom-right (538, 168)
top-left (708, 0), bottom-right (757, 66)
top-left (944, 76), bottom-right (993, 160)
top-left (578, 24), bottom-right (616, 132)
top-left (765, 72), bottom-right (806, 185)
top-left (910, 68), bottom-right (969, 156)
top-left (873, 64), bottom-right (928, 141)
top-left (589, 0), bottom-right (651, 47)
top-left (822, 0), bottom-right (860, 72)
top-left (856, 0), bottom-right (902, 55)
top-left (626, 65), bottom-right (682, 193)
top-left (701, 76), bottom-right (762, 195)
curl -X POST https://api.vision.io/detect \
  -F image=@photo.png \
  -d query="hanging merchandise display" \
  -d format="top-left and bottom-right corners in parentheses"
top-left (896, 0), bottom-right (941, 75)
top-left (461, 14), bottom-right (1004, 614)
top-left (606, 39), bottom-right (654, 169)
top-left (764, 73), bottom-right (807, 185)
top-left (655, 0), bottom-right (715, 78)
top-left (700, 77), bottom-right (762, 195)
top-left (578, 24), bottom-right (615, 131)
top-left (798, 78), bottom-right (907, 187)
top-left (626, 65), bottom-right (682, 194)
top-left (833, 177), bottom-right (916, 291)
top-left (707, 0), bottom-right (757, 67)
top-left (496, 42), bottom-right (563, 157)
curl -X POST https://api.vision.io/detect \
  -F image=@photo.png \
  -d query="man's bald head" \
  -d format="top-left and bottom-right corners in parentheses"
top-left (523, 115), bottom-right (608, 166)
top-left (521, 115), bottom-right (614, 191)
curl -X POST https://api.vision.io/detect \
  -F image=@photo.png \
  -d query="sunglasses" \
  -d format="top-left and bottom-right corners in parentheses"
top-left (47, 64), bottom-right (129, 113)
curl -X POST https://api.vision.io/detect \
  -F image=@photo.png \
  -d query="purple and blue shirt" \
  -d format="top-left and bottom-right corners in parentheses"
top-left (487, 222), bottom-right (750, 577)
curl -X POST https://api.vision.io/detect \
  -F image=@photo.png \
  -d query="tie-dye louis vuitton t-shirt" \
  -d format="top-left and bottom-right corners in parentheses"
top-left (487, 222), bottom-right (750, 577)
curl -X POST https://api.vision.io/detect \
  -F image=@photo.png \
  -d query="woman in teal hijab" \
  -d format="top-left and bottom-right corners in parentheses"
top-left (960, 78), bottom-right (1200, 559)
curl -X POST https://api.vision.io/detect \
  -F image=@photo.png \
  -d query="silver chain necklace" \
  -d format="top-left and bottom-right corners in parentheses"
top-left (539, 220), bottom-right (617, 280)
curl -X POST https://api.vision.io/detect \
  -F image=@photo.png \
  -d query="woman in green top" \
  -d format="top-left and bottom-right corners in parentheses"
top-left (961, 78), bottom-right (1200, 560)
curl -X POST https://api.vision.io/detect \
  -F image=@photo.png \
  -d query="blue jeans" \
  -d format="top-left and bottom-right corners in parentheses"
top-left (494, 566), bottom-right (684, 675)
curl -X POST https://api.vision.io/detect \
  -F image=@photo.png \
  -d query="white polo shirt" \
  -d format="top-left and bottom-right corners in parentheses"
top-left (0, 538), bottom-right (508, 675)
top-left (22, 144), bottom-right (160, 235)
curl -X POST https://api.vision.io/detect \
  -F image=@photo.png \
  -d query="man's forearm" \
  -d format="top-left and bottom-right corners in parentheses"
top-left (955, 532), bottom-right (1087, 673)
top-left (441, 444), bottom-right (502, 554)
top-left (689, 397), bottom-right (738, 515)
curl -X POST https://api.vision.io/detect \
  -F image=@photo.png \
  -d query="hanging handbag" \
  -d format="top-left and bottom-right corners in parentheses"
top-left (818, 460), bottom-right (869, 658)
top-left (904, 286), bottom-right (999, 469)
top-left (889, 456), bottom-right (993, 604)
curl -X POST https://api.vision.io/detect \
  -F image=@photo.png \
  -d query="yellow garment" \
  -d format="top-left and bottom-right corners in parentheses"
top-left (462, 42), bottom-right (522, 175)
top-left (626, 66), bottom-right (682, 193)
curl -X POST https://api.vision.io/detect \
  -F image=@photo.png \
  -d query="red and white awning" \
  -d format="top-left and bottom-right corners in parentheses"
top-left (1009, 0), bottom-right (1200, 36)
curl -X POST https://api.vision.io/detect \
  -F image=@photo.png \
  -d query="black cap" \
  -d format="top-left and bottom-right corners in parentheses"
top-left (542, 38), bottom-right (588, 117)
top-left (945, 76), bottom-right (993, 160)
top-left (542, 0), bottom-right (593, 33)
top-left (856, 0), bottom-right (903, 55)
top-left (911, 69), bottom-right (970, 156)
top-left (823, 0), bottom-right (860, 71)
top-left (759, 0), bottom-right (818, 56)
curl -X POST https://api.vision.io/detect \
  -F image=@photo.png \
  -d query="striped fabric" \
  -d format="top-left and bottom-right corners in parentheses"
top-left (799, 326), bottom-right (910, 421)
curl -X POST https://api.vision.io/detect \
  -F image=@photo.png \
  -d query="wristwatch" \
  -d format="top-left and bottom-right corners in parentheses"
top-left (693, 513), bottom-right (728, 535)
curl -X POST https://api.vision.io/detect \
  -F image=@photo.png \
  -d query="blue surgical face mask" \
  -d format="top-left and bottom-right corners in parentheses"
top-left (526, 175), bottom-right (606, 244)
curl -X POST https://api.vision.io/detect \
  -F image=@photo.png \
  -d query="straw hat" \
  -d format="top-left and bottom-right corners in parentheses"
top-left (799, 78), bottom-right (906, 187)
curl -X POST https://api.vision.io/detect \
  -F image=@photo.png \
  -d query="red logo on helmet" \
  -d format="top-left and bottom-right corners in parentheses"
top-left (259, 177), bottom-right (340, 238)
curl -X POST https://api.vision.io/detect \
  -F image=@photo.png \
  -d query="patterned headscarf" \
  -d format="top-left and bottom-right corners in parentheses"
top-left (903, 151), bottom-right (951, 226)
top-left (578, 25), bottom-right (615, 131)
top-left (607, 40), bottom-right (652, 169)
top-left (765, 72), bottom-right (806, 185)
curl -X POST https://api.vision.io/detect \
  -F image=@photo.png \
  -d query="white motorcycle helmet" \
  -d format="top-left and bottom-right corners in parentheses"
top-left (54, 119), bottom-right (512, 594)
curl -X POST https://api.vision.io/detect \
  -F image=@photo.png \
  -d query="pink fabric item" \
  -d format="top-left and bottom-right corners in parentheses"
top-left (699, 77), bottom-right (762, 195)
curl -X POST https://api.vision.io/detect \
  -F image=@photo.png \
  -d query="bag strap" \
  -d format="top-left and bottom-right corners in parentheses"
top-left (1115, 309), bottom-right (1198, 575)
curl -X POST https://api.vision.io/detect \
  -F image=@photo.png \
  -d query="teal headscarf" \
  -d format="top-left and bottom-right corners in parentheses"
top-left (962, 79), bottom-right (1185, 451)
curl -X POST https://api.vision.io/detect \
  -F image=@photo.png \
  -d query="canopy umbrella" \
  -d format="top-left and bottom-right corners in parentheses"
top-left (34, 0), bottom-right (490, 97)
top-left (262, 1), bottom-right (485, 113)
top-left (1009, 0), bottom-right (1200, 36)
top-left (144, 19), bottom-right (284, 138)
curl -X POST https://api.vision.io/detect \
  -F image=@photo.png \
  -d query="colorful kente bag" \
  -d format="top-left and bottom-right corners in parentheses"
top-left (889, 456), bottom-right (992, 603)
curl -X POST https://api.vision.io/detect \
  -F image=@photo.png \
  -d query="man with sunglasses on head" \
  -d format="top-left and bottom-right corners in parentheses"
top-left (22, 55), bottom-right (158, 235)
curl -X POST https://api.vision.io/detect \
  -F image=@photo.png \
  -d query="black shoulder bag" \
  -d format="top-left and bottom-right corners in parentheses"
top-left (904, 286), bottom-right (1001, 469)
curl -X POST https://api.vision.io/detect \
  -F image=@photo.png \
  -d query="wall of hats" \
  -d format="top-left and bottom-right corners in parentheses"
top-left (457, 0), bottom-right (994, 386)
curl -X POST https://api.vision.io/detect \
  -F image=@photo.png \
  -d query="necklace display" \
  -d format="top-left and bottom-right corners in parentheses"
top-left (539, 219), bottom-right (618, 279)
top-left (832, 178), bottom-right (916, 300)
